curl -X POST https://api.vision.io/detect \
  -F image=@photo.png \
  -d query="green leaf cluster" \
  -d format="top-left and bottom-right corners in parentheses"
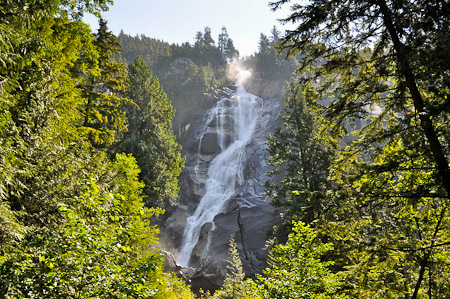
top-left (265, 0), bottom-right (450, 297)
top-left (212, 223), bottom-right (346, 299)
top-left (0, 0), bottom-right (193, 297)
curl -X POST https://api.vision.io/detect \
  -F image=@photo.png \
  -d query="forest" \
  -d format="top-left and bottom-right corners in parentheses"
top-left (1, 0), bottom-right (449, 298)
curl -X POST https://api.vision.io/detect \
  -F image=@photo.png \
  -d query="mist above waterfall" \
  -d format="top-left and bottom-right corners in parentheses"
top-left (227, 63), bottom-right (252, 87)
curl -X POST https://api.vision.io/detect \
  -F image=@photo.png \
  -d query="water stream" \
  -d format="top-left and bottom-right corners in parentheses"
top-left (177, 86), bottom-right (261, 267)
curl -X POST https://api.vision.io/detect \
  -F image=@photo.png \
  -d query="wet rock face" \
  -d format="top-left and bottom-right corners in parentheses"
top-left (199, 132), bottom-right (233, 156)
top-left (159, 88), bottom-right (282, 292)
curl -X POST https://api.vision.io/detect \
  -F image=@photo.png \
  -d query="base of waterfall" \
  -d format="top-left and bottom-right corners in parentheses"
top-left (162, 250), bottom-right (221, 295)
top-left (160, 196), bottom-right (279, 292)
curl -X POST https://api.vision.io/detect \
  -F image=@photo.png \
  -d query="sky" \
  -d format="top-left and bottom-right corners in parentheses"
top-left (84, 0), bottom-right (293, 57)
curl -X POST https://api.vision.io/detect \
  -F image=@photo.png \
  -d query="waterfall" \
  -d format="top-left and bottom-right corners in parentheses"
top-left (177, 86), bottom-right (261, 267)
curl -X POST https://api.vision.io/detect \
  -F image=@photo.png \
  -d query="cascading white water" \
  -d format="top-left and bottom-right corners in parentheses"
top-left (177, 85), bottom-right (261, 267)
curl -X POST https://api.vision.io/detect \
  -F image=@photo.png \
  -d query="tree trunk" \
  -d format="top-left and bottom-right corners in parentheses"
top-left (411, 256), bottom-right (428, 299)
top-left (376, 0), bottom-right (450, 200)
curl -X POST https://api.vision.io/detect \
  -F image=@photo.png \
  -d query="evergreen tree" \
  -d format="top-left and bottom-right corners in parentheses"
top-left (116, 31), bottom-right (171, 66)
top-left (273, 0), bottom-right (450, 297)
top-left (0, 0), bottom-right (102, 233)
top-left (255, 222), bottom-right (347, 299)
top-left (77, 18), bottom-right (130, 148)
top-left (248, 31), bottom-right (297, 82)
top-left (218, 26), bottom-right (229, 55)
top-left (217, 26), bottom-right (239, 61)
top-left (156, 57), bottom-right (220, 138)
top-left (0, 154), bottom-right (193, 298)
top-left (203, 26), bottom-right (215, 47)
top-left (194, 31), bottom-right (204, 46)
top-left (191, 27), bottom-right (225, 69)
top-left (119, 57), bottom-right (184, 206)
top-left (0, 1), bottom-right (194, 297)
top-left (256, 33), bottom-right (272, 72)
top-left (224, 38), bottom-right (239, 61)
top-left (211, 223), bottom-right (346, 299)
top-left (270, 26), bottom-right (281, 45)
top-left (213, 239), bottom-right (248, 299)
top-left (266, 82), bottom-right (336, 240)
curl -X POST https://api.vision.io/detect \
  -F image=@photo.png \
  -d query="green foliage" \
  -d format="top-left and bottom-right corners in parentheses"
top-left (218, 27), bottom-right (239, 62)
top-left (244, 27), bottom-right (298, 81)
top-left (0, 0), bottom-right (101, 230)
top-left (212, 226), bottom-right (345, 299)
top-left (0, 1), bottom-right (193, 297)
top-left (59, 0), bottom-right (113, 18)
top-left (118, 56), bottom-right (184, 205)
top-left (190, 27), bottom-right (226, 69)
top-left (213, 239), bottom-right (247, 299)
top-left (254, 222), bottom-right (346, 299)
top-left (76, 18), bottom-right (131, 148)
top-left (1, 153), bottom-right (193, 298)
top-left (0, 200), bottom-right (27, 251)
top-left (1, 164), bottom-right (171, 298)
top-left (117, 29), bottom-right (234, 139)
top-left (241, 27), bottom-right (298, 99)
top-left (272, 0), bottom-right (450, 297)
top-left (157, 57), bottom-right (221, 137)
top-left (324, 123), bottom-right (450, 297)
top-left (117, 31), bottom-right (171, 66)
top-left (266, 82), bottom-right (337, 239)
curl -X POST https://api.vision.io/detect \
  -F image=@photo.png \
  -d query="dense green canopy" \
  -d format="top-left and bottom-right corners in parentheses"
top-left (0, 1), bottom-right (193, 297)
top-left (267, 0), bottom-right (450, 297)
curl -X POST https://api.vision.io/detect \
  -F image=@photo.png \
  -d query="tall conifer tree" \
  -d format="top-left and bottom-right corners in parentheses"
top-left (78, 18), bottom-right (130, 148)
top-left (272, 0), bottom-right (450, 296)
top-left (119, 57), bottom-right (184, 205)
top-left (266, 82), bottom-right (336, 240)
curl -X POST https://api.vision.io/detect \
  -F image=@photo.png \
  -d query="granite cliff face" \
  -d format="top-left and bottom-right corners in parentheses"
top-left (159, 76), bottom-right (282, 293)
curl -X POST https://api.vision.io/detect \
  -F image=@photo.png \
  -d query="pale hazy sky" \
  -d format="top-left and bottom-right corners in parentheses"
top-left (84, 0), bottom-right (292, 57)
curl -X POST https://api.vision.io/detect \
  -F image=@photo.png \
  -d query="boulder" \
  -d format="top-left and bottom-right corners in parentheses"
top-left (199, 132), bottom-right (222, 155)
